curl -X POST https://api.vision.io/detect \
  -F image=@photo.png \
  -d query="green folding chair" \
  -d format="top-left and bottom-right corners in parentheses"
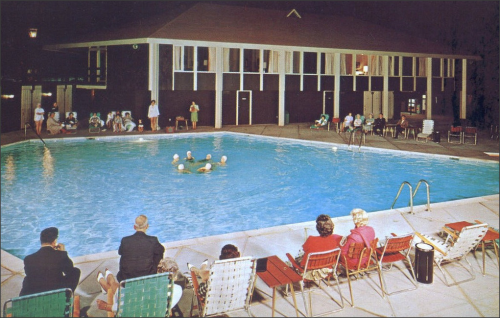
top-left (116, 272), bottom-right (175, 317)
top-left (3, 288), bottom-right (74, 317)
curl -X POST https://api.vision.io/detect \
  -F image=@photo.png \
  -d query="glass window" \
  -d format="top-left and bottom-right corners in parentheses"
top-left (342, 54), bottom-right (352, 75)
top-left (293, 51), bottom-right (301, 74)
top-left (402, 56), bottom-right (413, 76)
top-left (303, 52), bottom-right (317, 74)
top-left (408, 98), bottom-right (416, 113)
top-left (197, 47), bottom-right (209, 72)
top-left (244, 49), bottom-right (259, 73)
top-left (183, 46), bottom-right (194, 71)
top-left (263, 50), bottom-right (279, 73)
top-left (355, 54), bottom-right (368, 75)
top-left (224, 48), bottom-right (240, 72)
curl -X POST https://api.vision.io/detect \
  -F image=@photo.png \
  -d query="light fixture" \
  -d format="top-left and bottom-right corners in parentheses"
top-left (42, 92), bottom-right (52, 97)
top-left (363, 65), bottom-right (369, 74)
top-left (29, 28), bottom-right (38, 38)
top-left (1, 95), bottom-right (15, 99)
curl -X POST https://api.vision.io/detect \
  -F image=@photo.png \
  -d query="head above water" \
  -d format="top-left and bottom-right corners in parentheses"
top-left (221, 156), bottom-right (227, 163)
top-left (350, 208), bottom-right (369, 227)
top-left (206, 154), bottom-right (211, 160)
top-left (173, 154), bottom-right (179, 160)
top-left (178, 164), bottom-right (185, 170)
top-left (205, 163), bottom-right (212, 170)
top-left (315, 214), bottom-right (334, 237)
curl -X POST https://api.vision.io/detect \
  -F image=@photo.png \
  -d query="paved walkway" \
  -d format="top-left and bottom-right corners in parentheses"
top-left (1, 122), bottom-right (499, 317)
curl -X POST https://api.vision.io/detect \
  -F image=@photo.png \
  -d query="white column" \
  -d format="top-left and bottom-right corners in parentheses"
top-left (148, 43), bottom-right (160, 102)
top-left (215, 47), bottom-right (223, 129)
top-left (382, 55), bottom-right (389, 117)
top-left (193, 46), bottom-right (198, 91)
top-left (333, 53), bottom-right (341, 118)
top-left (278, 50), bottom-right (286, 126)
top-left (426, 57), bottom-right (433, 120)
top-left (461, 59), bottom-right (467, 119)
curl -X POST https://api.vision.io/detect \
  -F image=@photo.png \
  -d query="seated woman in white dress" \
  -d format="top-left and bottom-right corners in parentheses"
top-left (122, 112), bottom-right (136, 132)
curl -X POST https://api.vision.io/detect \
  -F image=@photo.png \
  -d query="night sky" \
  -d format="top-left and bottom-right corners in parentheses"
top-left (1, 1), bottom-right (499, 114)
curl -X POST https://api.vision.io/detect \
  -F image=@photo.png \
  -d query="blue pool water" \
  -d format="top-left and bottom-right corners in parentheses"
top-left (1, 133), bottom-right (498, 259)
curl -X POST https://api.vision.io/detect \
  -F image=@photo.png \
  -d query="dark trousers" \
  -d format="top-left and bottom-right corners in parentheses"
top-left (64, 267), bottom-right (81, 293)
top-left (395, 126), bottom-right (405, 138)
top-left (373, 125), bottom-right (384, 135)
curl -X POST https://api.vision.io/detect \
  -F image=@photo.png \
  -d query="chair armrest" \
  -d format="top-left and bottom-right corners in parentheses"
top-left (415, 232), bottom-right (447, 256)
top-left (442, 227), bottom-right (459, 242)
top-left (286, 253), bottom-right (304, 274)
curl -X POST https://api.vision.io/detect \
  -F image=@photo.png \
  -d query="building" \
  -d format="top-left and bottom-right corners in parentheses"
top-left (36, 2), bottom-right (480, 129)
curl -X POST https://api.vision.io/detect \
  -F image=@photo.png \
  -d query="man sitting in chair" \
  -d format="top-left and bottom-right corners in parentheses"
top-left (311, 115), bottom-right (328, 129)
top-left (64, 112), bottom-right (78, 129)
top-left (89, 112), bottom-right (105, 130)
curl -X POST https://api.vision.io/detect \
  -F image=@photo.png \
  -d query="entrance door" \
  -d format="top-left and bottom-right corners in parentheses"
top-left (363, 91), bottom-right (382, 116)
top-left (323, 91), bottom-right (334, 116)
top-left (237, 90), bottom-right (252, 125)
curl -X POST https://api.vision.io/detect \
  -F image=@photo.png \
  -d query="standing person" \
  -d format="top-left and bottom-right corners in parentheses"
top-left (51, 102), bottom-right (60, 122)
top-left (148, 100), bottom-right (160, 131)
top-left (394, 114), bottom-right (409, 139)
top-left (373, 113), bottom-right (386, 136)
top-left (34, 103), bottom-right (45, 135)
top-left (20, 227), bottom-right (81, 296)
top-left (116, 215), bottom-right (165, 282)
top-left (189, 101), bottom-right (199, 130)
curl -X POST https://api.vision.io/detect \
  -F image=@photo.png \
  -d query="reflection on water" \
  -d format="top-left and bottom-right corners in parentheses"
top-left (42, 147), bottom-right (54, 180)
top-left (3, 154), bottom-right (15, 184)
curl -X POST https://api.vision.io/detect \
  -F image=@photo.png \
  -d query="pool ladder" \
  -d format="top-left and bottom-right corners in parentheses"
top-left (391, 179), bottom-right (431, 214)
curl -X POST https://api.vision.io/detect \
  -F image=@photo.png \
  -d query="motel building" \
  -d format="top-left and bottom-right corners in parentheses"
top-left (29, 3), bottom-right (480, 130)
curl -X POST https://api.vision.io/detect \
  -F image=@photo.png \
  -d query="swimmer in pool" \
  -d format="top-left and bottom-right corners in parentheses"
top-left (185, 151), bottom-right (195, 162)
top-left (177, 164), bottom-right (191, 173)
top-left (172, 154), bottom-right (179, 164)
top-left (197, 154), bottom-right (212, 163)
top-left (218, 155), bottom-right (227, 166)
top-left (197, 163), bottom-right (212, 173)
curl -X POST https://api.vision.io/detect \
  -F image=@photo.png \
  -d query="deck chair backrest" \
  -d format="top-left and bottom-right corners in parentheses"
top-left (116, 272), bottom-right (174, 317)
top-left (445, 223), bottom-right (488, 260)
top-left (65, 112), bottom-right (77, 120)
top-left (450, 126), bottom-right (462, 133)
top-left (346, 238), bottom-right (378, 270)
top-left (321, 114), bottom-right (330, 122)
top-left (378, 233), bottom-right (414, 262)
top-left (303, 248), bottom-right (341, 272)
top-left (203, 256), bottom-right (256, 317)
top-left (464, 126), bottom-right (477, 134)
top-left (121, 111), bottom-right (132, 118)
top-left (3, 288), bottom-right (73, 317)
top-left (421, 120), bottom-right (434, 134)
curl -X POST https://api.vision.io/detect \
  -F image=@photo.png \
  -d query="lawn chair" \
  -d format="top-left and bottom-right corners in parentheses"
top-left (416, 119), bottom-right (434, 142)
top-left (339, 238), bottom-right (383, 307)
top-left (65, 112), bottom-right (78, 131)
top-left (189, 256), bottom-right (256, 317)
top-left (115, 272), bottom-right (176, 317)
top-left (3, 288), bottom-right (77, 317)
top-left (463, 126), bottom-right (478, 145)
top-left (286, 247), bottom-right (344, 316)
top-left (415, 223), bottom-right (488, 286)
top-left (89, 112), bottom-right (103, 133)
top-left (328, 117), bottom-right (341, 133)
top-left (447, 125), bottom-right (463, 143)
top-left (310, 114), bottom-right (329, 129)
top-left (376, 233), bottom-right (418, 296)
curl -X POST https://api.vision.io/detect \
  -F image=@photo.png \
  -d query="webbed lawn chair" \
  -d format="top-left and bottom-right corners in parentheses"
top-left (447, 125), bottom-right (462, 143)
top-left (376, 233), bottom-right (418, 296)
top-left (286, 247), bottom-right (344, 316)
top-left (3, 288), bottom-right (78, 317)
top-left (65, 112), bottom-right (78, 131)
top-left (463, 126), bottom-right (478, 145)
top-left (416, 119), bottom-right (434, 142)
top-left (339, 238), bottom-right (383, 307)
top-left (189, 256), bottom-right (256, 317)
top-left (89, 112), bottom-right (103, 133)
top-left (116, 272), bottom-right (176, 317)
top-left (415, 223), bottom-right (488, 286)
top-left (310, 114), bottom-right (329, 129)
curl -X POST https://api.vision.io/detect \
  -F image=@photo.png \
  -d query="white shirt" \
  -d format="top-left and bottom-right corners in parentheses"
top-left (148, 104), bottom-right (160, 118)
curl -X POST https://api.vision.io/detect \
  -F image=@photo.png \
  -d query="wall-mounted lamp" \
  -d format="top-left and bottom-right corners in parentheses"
top-left (1, 95), bottom-right (15, 99)
top-left (29, 28), bottom-right (38, 38)
top-left (363, 65), bottom-right (369, 75)
top-left (42, 92), bottom-right (52, 97)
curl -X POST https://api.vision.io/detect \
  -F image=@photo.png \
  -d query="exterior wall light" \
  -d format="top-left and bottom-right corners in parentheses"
top-left (29, 28), bottom-right (38, 38)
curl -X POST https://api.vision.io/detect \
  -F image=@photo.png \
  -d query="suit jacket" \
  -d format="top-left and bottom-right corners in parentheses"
top-left (20, 246), bottom-right (78, 296)
top-left (117, 231), bottom-right (165, 282)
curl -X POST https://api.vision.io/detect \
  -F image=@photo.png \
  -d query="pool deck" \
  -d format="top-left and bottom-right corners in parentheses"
top-left (1, 122), bottom-right (499, 317)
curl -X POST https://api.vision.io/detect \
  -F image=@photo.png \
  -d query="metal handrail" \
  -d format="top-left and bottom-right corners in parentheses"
top-left (25, 121), bottom-right (47, 146)
top-left (412, 179), bottom-right (431, 211)
top-left (391, 181), bottom-right (414, 214)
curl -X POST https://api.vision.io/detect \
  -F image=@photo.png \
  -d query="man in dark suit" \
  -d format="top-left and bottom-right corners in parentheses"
top-left (20, 227), bottom-right (81, 296)
top-left (116, 215), bottom-right (165, 282)
top-left (373, 113), bottom-right (387, 136)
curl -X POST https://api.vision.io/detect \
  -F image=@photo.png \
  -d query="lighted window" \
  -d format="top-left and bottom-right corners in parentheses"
top-left (223, 48), bottom-right (240, 72)
top-left (243, 49), bottom-right (259, 73)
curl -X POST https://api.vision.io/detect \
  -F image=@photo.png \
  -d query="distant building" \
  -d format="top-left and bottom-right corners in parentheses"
top-left (38, 3), bottom-right (480, 129)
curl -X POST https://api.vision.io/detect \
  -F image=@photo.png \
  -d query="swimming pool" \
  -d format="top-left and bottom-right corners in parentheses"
top-left (1, 132), bottom-right (498, 259)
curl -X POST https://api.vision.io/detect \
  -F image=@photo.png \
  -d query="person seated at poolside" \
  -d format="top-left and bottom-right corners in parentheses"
top-left (341, 112), bottom-right (354, 132)
top-left (106, 111), bottom-right (114, 130)
top-left (113, 112), bottom-right (123, 132)
top-left (172, 154), bottom-right (179, 164)
top-left (339, 208), bottom-right (376, 269)
top-left (373, 113), bottom-right (386, 136)
top-left (89, 112), bottom-right (105, 130)
top-left (197, 154), bottom-right (212, 163)
top-left (177, 164), bottom-right (191, 173)
top-left (393, 114), bottom-right (409, 139)
top-left (311, 115), bottom-right (327, 129)
top-left (363, 113), bottom-right (375, 134)
top-left (347, 114), bottom-right (363, 132)
top-left (289, 214), bottom-right (342, 280)
top-left (123, 112), bottom-right (136, 132)
top-left (64, 112), bottom-right (78, 129)
top-left (188, 244), bottom-right (240, 305)
top-left (185, 151), bottom-right (195, 162)
top-left (47, 112), bottom-right (69, 135)
top-left (197, 163), bottom-right (212, 173)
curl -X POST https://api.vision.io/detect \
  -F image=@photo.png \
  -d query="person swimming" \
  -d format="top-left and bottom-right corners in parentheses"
top-left (185, 151), bottom-right (195, 161)
top-left (198, 154), bottom-right (212, 163)
top-left (172, 154), bottom-right (179, 164)
top-left (177, 163), bottom-right (191, 173)
top-left (197, 163), bottom-right (212, 173)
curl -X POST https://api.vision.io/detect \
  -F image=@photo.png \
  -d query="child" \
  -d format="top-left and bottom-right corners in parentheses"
top-left (113, 112), bottom-right (123, 132)
top-left (138, 119), bottom-right (144, 132)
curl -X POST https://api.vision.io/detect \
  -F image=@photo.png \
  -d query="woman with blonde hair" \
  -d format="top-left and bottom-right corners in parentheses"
top-left (340, 208), bottom-right (376, 268)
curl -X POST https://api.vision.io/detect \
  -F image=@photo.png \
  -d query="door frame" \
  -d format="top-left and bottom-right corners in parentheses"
top-left (323, 90), bottom-right (334, 116)
top-left (236, 90), bottom-right (252, 125)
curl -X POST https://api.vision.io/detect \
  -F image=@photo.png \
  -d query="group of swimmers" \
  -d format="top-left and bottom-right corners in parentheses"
top-left (172, 151), bottom-right (227, 173)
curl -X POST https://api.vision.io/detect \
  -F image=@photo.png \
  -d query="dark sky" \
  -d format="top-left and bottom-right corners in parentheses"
top-left (1, 1), bottom-right (498, 78)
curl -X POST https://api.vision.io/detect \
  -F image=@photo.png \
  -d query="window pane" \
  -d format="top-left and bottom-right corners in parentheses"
top-left (244, 49), bottom-right (259, 72)
top-left (303, 52), bottom-right (317, 74)
top-left (184, 46), bottom-right (194, 71)
top-left (229, 48), bottom-right (240, 72)
top-left (343, 54), bottom-right (352, 75)
top-left (293, 51), bottom-right (301, 74)
top-left (197, 47), bottom-right (209, 72)
top-left (402, 57), bottom-right (413, 76)
top-left (355, 54), bottom-right (368, 75)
